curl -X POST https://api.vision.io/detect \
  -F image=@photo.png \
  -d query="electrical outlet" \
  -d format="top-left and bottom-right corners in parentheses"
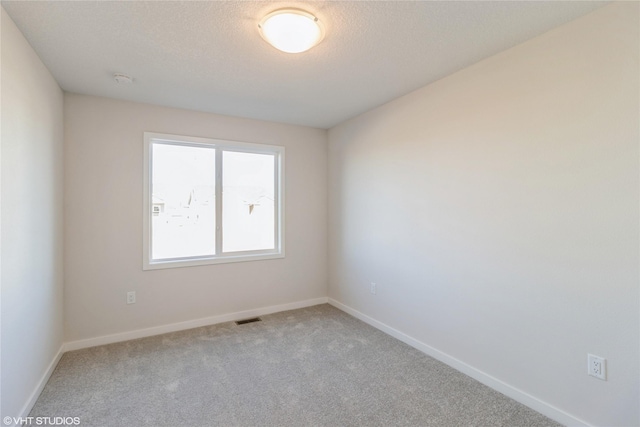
top-left (127, 291), bottom-right (136, 305)
top-left (370, 282), bottom-right (377, 295)
top-left (587, 354), bottom-right (606, 380)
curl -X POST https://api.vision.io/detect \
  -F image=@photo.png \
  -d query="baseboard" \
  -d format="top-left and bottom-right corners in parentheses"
top-left (11, 344), bottom-right (66, 426)
top-left (328, 298), bottom-right (591, 427)
top-left (64, 297), bottom-right (328, 352)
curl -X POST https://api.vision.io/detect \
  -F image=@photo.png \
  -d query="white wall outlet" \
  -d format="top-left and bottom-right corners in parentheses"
top-left (587, 354), bottom-right (606, 380)
top-left (127, 291), bottom-right (136, 304)
top-left (370, 282), bottom-right (377, 295)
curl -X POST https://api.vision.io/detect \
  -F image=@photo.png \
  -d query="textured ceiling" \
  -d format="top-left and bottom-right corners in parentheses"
top-left (2, 1), bottom-right (608, 129)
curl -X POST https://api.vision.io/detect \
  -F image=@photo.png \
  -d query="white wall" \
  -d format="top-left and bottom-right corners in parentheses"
top-left (328, 3), bottom-right (639, 426)
top-left (64, 94), bottom-right (327, 342)
top-left (1, 7), bottom-right (65, 419)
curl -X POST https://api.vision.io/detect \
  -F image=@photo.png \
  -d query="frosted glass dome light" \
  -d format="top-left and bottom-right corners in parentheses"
top-left (259, 9), bottom-right (325, 54)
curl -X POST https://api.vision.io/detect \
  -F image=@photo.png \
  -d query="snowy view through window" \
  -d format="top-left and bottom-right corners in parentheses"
top-left (151, 143), bottom-right (275, 260)
top-left (222, 151), bottom-right (275, 252)
top-left (152, 144), bottom-right (216, 259)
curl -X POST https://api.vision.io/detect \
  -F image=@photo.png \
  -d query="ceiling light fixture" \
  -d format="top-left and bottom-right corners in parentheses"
top-left (258, 9), bottom-right (325, 54)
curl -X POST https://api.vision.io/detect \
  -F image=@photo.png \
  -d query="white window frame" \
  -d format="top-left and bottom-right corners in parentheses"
top-left (143, 132), bottom-right (285, 270)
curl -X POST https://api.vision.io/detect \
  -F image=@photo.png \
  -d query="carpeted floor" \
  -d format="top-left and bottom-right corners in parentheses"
top-left (30, 304), bottom-right (560, 426)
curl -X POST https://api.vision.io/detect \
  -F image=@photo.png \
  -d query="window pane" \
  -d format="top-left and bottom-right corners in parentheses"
top-left (223, 151), bottom-right (275, 252)
top-left (151, 143), bottom-right (216, 259)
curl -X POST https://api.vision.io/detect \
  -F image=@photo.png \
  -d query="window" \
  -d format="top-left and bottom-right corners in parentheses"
top-left (143, 132), bottom-right (284, 270)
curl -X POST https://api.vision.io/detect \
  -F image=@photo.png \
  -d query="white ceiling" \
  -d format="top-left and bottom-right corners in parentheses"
top-left (2, 1), bottom-right (608, 129)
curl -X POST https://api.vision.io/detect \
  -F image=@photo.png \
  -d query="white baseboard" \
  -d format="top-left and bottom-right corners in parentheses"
top-left (328, 298), bottom-right (591, 427)
top-left (64, 297), bottom-right (328, 352)
top-left (13, 344), bottom-right (66, 426)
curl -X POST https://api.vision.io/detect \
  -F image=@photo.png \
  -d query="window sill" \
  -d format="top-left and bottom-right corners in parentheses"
top-left (143, 252), bottom-right (285, 270)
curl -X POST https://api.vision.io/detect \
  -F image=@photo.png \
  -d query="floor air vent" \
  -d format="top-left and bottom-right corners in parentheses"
top-left (235, 317), bottom-right (262, 325)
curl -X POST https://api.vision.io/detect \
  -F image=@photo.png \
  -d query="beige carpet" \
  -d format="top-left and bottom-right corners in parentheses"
top-left (30, 304), bottom-right (560, 426)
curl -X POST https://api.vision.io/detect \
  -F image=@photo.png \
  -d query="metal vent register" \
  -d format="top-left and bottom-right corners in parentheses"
top-left (235, 317), bottom-right (262, 325)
